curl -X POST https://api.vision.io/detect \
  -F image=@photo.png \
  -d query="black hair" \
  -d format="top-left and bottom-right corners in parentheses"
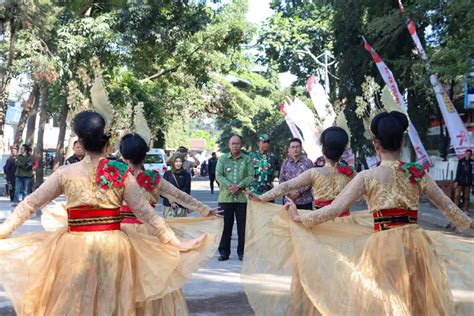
top-left (320, 127), bottom-right (348, 161)
top-left (73, 111), bottom-right (109, 153)
top-left (466, 149), bottom-right (473, 154)
top-left (120, 133), bottom-right (150, 165)
top-left (73, 140), bottom-right (80, 146)
top-left (229, 134), bottom-right (243, 142)
top-left (22, 144), bottom-right (32, 154)
top-left (370, 111), bottom-right (409, 151)
top-left (288, 138), bottom-right (302, 146)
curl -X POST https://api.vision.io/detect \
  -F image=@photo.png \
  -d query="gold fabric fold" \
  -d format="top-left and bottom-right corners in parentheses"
top-left (242, 200), bottom-right (474, 316)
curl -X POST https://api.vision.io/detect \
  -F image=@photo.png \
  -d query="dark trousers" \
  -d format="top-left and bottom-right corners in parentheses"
top-left (296, 202), bottom-right (313, 210)
top-left (209, 174), bottom-right (218, 193)
top-left (218, 202), bottom-right (247, 258)
top-left (6, 180), bottom-right (15, 202)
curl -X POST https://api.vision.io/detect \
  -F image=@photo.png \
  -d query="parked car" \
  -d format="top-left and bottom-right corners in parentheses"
top-left (143, 148), bottom-right (167, 175)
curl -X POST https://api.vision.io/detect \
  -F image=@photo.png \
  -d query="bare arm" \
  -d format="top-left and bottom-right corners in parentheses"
top-left (0, 171), bottom-right (63, 238)
top-left (422, 174), bottom-right (472, 231)
top-left (260, 169), bottom-right (315, 202)
top-left (299, 172), bottom-right (366, 228)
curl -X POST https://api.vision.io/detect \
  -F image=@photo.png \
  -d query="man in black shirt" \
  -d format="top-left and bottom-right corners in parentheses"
top-left (454, 149), bottom-right (472, 214)
top-left (65, 141), bottom-right (84, 165)
top-left (208, 152), bottom-right (218, 194)
top-left (3, 146), bottom-right (17, 202)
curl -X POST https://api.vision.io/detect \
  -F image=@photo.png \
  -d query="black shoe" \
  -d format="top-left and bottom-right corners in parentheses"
top-left (238, 255), bottom-right (243, 261)
top-left (218, 255), bottom-right (229, 261)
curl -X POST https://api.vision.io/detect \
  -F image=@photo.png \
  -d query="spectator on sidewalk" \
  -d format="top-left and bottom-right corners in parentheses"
top-left (64, 140), bottom-right (85, 165)
top-left (166, 146), bottom-right (199, 175)
top-left (454, 149), bottom-right (472, 214)
top-left (279, 138), bottom-right (314, 210)
top-left (200, 160), bottom-right (208, 177)
top-left (216, 135), bottom-right (253, 261)
top-left (162, 155), bottom-right (192, 218)
top-left (3, 145), bottom-right (17, 202)
top-left (249, 134), bottom-right (279, 195)
top-left (208, 152), bottom-right (218, 194)
top-left (13, 144), bottom-right (33, 206)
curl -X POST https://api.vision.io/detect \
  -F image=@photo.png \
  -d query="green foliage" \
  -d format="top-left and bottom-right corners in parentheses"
top-left (191, 129), bottom-right (217, 152)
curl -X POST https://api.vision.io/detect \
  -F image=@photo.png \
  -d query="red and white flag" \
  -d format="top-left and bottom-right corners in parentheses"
top-left (399, 0), bottom-right (473, 156)
top-left (363, 37), bottom-right (432, 169)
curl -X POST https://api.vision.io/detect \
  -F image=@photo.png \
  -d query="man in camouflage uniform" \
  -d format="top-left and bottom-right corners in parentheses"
top-left (249, 134), bottom-right (279, 196)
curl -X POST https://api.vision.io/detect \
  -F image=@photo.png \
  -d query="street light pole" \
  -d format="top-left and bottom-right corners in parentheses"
top-left (296, 47), bottom-right (336, 94)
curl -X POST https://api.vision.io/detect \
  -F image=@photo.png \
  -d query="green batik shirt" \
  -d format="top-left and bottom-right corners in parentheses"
top-left (216, 153), bottom-right (254, 203)
top-left (249, 151), bottom-right (278, 195)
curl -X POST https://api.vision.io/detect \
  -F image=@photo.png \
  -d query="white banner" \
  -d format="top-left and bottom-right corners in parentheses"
top-left (306, 75), bottom-right (336, 129)
top-left (363, 38), bottom-right (432, 169)
top-left (279, 104), bottom-right (303, 140)
top-left (399, 0), bottom-right (473, 156)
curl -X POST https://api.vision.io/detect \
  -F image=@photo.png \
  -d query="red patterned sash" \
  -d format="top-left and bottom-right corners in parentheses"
top-left (314, 199), bottom-right (351, 217)
top-left (373, 208), bottom-right (418, 232)
top-left (67, 206), bottom-right (122, 232)
top-left (120, 205), bottom-right (143, 224)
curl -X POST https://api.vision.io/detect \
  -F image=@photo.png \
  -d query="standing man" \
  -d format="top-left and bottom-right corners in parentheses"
top-left (249, 134), bottom-right (278, 195)
top-left (208, 152), bottom-right (218, 194)
top-left (64, 140), bottom-right (85, 165)
top-left (279, 138), bottom-right (314, 210)
top-left (454, 149), bottom-right (472, 214)
top-left (13, 144), bottom-right (33, 206)
top-left (216, 135), bottom-right (253, 261)
top-left (3, 145), bottom-right (17, 202)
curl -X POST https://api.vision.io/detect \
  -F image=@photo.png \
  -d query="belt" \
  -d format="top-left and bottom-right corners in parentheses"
top-left (67, 206), bottom-right (122, 232)
top-left (314, 199), bottom-right (351, 217)
top-left (120, 204), bottom-right (156, 225)
top-left (373, 208), bottom-right (418, 232)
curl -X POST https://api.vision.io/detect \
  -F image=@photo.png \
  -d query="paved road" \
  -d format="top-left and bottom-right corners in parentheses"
top-left (0, 177), bottom-right (472, 315)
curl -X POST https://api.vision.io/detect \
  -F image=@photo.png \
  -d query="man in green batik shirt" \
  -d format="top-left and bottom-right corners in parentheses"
top-left (216, 135), bottom-right (254, 262)
top-left (249, 134), bottom-right (279, 195)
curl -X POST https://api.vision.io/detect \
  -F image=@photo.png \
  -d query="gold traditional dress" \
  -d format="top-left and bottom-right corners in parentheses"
top-left (260, 162), bottom-right (367, 223)
top-left (242, 160), bottom-right (474, 315)
top-left (0, 156), bottom-right (214, 315)
top-left (119, 169), bottom-right (222, 316)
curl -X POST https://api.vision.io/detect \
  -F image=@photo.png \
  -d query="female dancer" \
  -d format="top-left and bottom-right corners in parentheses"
top-left (285, 111), bottom-right (473, 315)
top-left (250, 127), bottom-right (357, 221)
top-left (0, 111), bottom-right (205, 315)
top-left (119, 132), bottom-right (222, 315)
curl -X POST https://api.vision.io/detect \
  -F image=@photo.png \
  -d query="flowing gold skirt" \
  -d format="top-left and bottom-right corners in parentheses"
top-left (0, 206), bottom-right (222, 316)
top-left (242, 201), bottom-right (474, 316)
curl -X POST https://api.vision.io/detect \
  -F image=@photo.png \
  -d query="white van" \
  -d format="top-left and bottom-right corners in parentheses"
top-left (143, 148), bottom-right (167, 175)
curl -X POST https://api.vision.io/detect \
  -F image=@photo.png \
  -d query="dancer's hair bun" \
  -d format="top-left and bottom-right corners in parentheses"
top-left (370, 111), bottom-right (408, 151)
top-left (73, 111), bottom-right (109, 153)
top-left (320, 126), bottom-right (349, 161)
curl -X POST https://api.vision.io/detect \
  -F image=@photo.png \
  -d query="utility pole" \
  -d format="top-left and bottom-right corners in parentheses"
top-left (296, 47), bottom-right (336, 94)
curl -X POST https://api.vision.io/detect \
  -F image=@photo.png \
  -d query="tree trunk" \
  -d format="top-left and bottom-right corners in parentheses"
top-left (0, 17), bottom-right (16, 152)
top-left (34, 84), bottom-right (48, 187)
top-left (25, 91), bottom-right (40, 146)
top-left (14, 83), bottom-right (40, 146)
top-left (53, 101), bottom-right (69, 169)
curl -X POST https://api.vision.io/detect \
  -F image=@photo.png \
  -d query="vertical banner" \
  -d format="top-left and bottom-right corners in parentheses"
top-left (279, 104), bottom-right (303, 140)
top-left (363, 38), bottom-right (432, 169)
top-left (399, 0), bottom-right (473, 156)
top-left (306, 75), bottom-right (336, 129)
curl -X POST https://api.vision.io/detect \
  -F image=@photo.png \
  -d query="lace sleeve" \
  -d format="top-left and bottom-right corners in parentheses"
top-left (300, 171), bottom-right (366, 228)
top-left (160, 178), bottom-right (211, 216)
top-left (260, 169), bottom-right (314, 202)
top-left (0, 170), bottom-right (63, 238)
top-left (123, 175), bottom-right (176, 243)
top-left (422, 174), bottom-right (472, 230)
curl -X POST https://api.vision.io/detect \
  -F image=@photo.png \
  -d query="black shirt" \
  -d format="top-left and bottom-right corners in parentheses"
top-left (455, 157), bottom-right (473, 186)
top-left (162, 169), bottom-right (191, 207)
top-left (65, 154), bottom-right (84, 165)
top-left (208, 157), bottom-right (218, 175)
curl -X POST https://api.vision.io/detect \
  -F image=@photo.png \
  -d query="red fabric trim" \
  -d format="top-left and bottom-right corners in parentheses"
top-left (120, 205), bottom-right (143, 225)
top-left (69, 223), bottom-right (121, 232)
top-left (67, 207), bottom-right (120, 218)
top-left (314, 200), bottom-right (351, 217)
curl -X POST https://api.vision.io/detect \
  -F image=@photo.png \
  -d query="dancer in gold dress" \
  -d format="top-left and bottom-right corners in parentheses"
top-left (119, 132), bottom-right (223, 315)
top-left (250, 127), bottom-right (362, 223)
top-left (0, 111), bottom-right (207, 315)
top-left (242, 111), bottom-right (474, 315)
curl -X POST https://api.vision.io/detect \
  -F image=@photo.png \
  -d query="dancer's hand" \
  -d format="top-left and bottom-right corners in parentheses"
top-left (208, 207), bottom-right (224, 218)
top-left (247, 191), bottom-right (262, 202)
top-left (171, 233), bottom-right (207, 252)
top-left (284, 197), bottom-right (301, 222)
